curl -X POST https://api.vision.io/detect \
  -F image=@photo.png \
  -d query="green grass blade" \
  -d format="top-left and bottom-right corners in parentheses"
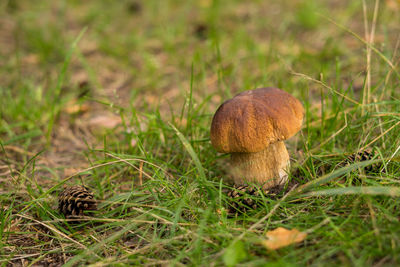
top-left (64, 222), bottom-right (136, 267)
top-left (169, 123), bottom-right (216, 202)
top-left (2, 129), bottom-right (42, 145)
top-left (302, 186), bottom-right (400, 197)
top-left (292, 159), bottom-right (381, 195)
top-left (46, 27), bottom-right (87, 144)
top-left (168, 123), bottom-right (206, 181)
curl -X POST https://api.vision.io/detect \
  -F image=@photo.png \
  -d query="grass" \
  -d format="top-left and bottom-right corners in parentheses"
top-left (1, 0), bottom-right (400, 265)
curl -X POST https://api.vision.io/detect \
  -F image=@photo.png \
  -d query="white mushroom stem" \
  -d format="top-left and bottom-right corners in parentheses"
top-left (229, 141), bottom-right (290, 189)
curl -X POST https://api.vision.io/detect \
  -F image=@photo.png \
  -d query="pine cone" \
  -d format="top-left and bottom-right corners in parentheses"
top-left (227, 185), bottom-right (269, 214)
top-left (343, 148), bottom-right (380, 172)
top-left (58, 185), bottom-right (97, 217)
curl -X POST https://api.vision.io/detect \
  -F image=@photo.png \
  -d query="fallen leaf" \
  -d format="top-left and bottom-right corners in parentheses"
top-left (64, 100), bottom-right (90, 115)
top-left (88, 114), bottom-right (122, 129)
top-left (261, 227), bottom-right (307, 250)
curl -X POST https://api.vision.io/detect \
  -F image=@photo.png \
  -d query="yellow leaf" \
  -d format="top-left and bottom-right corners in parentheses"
top-left (261, 227), bottom-right (307, 250)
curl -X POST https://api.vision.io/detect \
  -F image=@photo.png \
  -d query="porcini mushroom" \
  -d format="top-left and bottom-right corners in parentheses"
top-left (210, 87), bottom-right (304, 189)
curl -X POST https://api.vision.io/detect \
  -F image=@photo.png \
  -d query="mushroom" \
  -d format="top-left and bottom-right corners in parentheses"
top-left (210, 87), bottom-right (304, 189)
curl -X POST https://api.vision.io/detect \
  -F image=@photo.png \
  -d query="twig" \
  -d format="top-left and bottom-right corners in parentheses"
top-left (29, 217), bottom-right (196, 226)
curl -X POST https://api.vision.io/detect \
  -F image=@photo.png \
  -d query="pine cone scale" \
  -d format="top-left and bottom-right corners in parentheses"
top-left (227, 184), bottom-right (269, 214)
top-left (58, 185), bottom-right (97, 217)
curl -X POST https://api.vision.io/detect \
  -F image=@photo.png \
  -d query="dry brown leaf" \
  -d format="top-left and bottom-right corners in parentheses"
top-left (261, 227), bottom-right (307, 250)
top-left (64, 99), bottom-right (90, 115)
top-left (88, 114), bottom-right (122, 129)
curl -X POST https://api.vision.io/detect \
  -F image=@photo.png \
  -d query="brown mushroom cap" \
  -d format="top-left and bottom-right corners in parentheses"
top-left (210, 87), bottom-right (304, 153)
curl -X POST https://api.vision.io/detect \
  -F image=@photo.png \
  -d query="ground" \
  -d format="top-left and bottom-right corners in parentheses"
top-left (1, 0), bottom-right (400, 266)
